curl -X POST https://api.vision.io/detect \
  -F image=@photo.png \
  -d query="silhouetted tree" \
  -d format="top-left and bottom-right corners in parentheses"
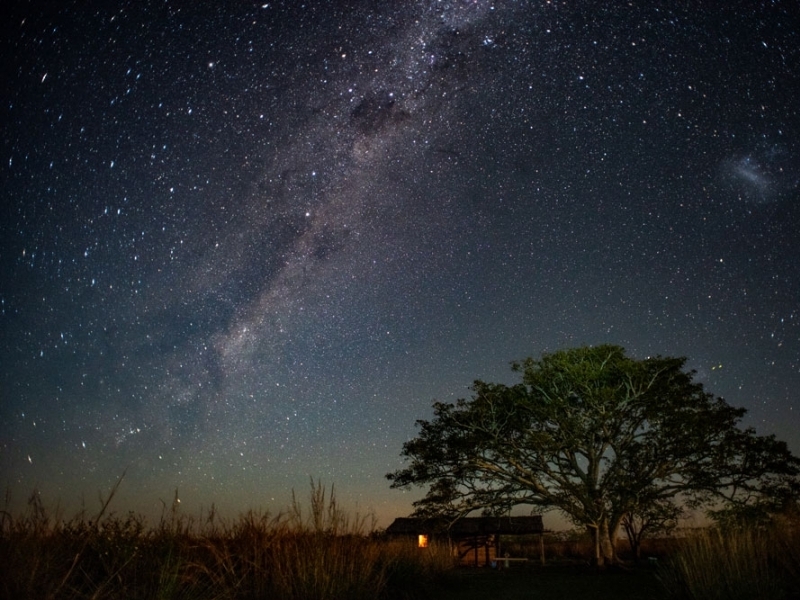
top-left (388, 345), bottom-right (800, 566)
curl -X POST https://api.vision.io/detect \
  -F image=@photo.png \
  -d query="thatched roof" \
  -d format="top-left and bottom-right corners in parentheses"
top-left (386, 515), bottom-right (544, 536)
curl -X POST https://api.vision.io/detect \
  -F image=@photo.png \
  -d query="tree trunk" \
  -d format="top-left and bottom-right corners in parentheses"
top-left (633, 541), bottom-right (641, 563)
top-left (588, 525), bottom-right (604, 567)
top-left (607, 516), bottom-right (622, 564)
top-left (599, 518), bottom-right (616, 564)
top-left (589, 519), bottom-right (618, 567)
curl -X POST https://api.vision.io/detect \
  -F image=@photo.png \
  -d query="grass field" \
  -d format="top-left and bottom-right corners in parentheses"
top-left (2, 481), bottom-right (797, 599)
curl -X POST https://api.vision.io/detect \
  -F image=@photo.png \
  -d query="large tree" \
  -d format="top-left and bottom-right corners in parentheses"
top-left (388, 345), bottom-right (800, 565)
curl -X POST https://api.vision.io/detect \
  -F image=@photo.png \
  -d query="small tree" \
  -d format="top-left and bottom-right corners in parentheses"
top-left (388, 345), bottom-right (800, 566)
top-left (621, 498), bottom-right (682, 562)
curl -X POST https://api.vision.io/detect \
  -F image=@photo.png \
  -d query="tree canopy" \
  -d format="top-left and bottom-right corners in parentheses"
top-left (387, 345), bottom-right (800, 565)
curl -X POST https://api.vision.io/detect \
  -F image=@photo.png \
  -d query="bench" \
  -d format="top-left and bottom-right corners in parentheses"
top-left (501, 557), bottom-right (529, 568)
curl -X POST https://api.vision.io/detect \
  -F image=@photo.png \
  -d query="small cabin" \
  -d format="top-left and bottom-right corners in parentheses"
top-left (386, 515), bottom-right (545, 567)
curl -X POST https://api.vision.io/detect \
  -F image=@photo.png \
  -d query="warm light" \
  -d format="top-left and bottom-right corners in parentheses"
top-left (418, 534), bottom-right (429, 548)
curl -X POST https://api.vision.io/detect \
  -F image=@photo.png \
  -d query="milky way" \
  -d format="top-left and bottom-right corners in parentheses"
top-left (2, 1), bottom-right (799, 524)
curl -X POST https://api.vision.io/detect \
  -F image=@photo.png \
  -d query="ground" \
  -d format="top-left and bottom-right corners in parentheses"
top-left (428, 565), bottom-right (667, 600)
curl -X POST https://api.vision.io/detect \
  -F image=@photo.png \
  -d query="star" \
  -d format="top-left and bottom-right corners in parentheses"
top-left (0, 0), bottom-right (798, 526)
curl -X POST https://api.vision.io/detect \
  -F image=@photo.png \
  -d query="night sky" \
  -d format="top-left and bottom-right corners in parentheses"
top-left (2, 1), bottom-right (799, 526)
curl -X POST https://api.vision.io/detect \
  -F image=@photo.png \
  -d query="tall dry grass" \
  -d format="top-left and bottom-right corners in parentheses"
top-left (657, 517), bottom-right (800, 600)
top-left (0, 479), bottom-right (455, 600)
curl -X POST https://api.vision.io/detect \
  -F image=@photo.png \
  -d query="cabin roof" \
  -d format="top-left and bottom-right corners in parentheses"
top-left (386, 515), bottom-right (544, 536)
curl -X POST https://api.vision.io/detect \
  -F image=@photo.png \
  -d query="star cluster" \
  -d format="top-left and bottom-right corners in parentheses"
top-left (2, 1), bottom-right (799, 524)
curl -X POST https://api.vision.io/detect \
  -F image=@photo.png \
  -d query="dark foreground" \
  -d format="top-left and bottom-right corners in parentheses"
top-left (428, 565), bottom-right (666, 600)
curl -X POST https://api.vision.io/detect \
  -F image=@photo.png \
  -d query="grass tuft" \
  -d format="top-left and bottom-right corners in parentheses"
top-left (657, 518), bottom-right (800, 600)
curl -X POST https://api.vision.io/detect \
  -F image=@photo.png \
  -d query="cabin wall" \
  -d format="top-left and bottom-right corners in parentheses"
top-left (453, 534), bottom-right (497, 566)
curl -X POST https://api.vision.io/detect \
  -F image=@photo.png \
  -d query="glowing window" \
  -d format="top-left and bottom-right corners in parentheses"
top-left (418, 534), bottom-right (429, 548)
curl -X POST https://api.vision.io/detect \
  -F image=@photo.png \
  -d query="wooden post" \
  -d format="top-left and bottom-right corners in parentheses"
top-left (540, 532), bottom-right (546, 565)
